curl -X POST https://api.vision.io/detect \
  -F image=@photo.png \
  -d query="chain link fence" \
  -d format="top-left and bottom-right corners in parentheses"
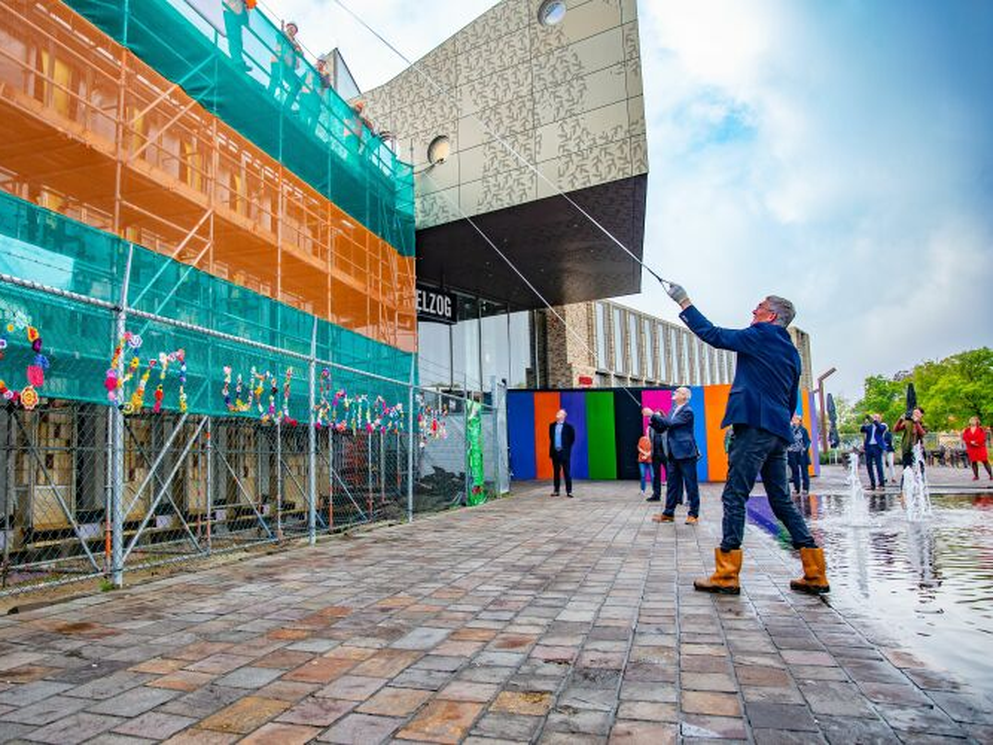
top-left (0, 250), bottom-right (507, 598)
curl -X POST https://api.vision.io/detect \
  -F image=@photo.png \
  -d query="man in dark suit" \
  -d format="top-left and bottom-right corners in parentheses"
top-left (860, 413), bottom-right (887, 490)
top-left (643, 387), bottom-right (700, 524)
top-left (665, 285), bottom-right (830, 596)
top-left (549, 409), bottom-right (575, 498)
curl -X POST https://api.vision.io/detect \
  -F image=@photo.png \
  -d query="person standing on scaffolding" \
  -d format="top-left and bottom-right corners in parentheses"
top-left (663, 285), bottom-right (830, 596)
top-left (268, 21), bottom-right (303, 111)
top-left (222, 0), bottom-right (255, 72)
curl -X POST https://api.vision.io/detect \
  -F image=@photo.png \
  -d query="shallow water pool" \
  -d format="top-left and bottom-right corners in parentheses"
top-left (747, 491), bottom-right (993, 694)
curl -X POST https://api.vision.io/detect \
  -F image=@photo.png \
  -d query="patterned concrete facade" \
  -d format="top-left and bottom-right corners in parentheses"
top-left (362, 0), bottom-right (647, 229)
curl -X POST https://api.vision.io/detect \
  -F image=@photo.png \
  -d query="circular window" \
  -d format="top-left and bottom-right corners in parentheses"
top-left (427, 135), bottom-right (451, 165)
top-left (537, 0), bottom-right (567, 27)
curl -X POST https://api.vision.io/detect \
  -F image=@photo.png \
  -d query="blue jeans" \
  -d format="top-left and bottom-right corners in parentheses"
top-left (720, 425), bottom-right (817, 552)
top-left (865, 445), bottom-right (884, 488)
top-left (664, 457), bottom-right (700, 517)
top-left (639, 462), bottom-right (653, 491)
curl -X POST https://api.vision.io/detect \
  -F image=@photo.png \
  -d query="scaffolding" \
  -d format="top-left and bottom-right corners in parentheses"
top-left (0, 0), bottom-right (416, 352)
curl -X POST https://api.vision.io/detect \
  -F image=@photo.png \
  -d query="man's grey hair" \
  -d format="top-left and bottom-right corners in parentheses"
top-left (766, 296), bottom-right (795, 327)
top-left (676, 386), bottom-right (692, 400)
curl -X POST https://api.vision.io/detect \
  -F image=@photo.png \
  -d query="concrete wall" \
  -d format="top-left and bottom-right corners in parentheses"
top-left (362, 0), bottom-right (647, 229)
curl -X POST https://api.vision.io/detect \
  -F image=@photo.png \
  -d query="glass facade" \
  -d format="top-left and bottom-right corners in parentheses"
top-left (628, 313), bottom-right (640, 378)
top-left (418, 294), bottom-right (535, 393)
top-left (644, 318), bottom-right (654, 380)
top-left (595, 303), bottom-right (608, 370)
top-left (613, 308), bottom-right (625, 374)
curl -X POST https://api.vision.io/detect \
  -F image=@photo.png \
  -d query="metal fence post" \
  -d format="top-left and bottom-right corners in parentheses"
top-left (491, 375), bottom-right (500, 496)
top-left (205, 416), bottom-right (212, 554)
top-left (406, 382), bottom-right (415, 524)
top-left (111, 244), bottom-right (133, 587)
top-left (307, 318), bottom-right (317, 545)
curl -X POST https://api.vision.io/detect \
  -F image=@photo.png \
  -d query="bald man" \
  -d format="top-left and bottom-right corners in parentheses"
top-left (549, 409), bottom-right (576, 498)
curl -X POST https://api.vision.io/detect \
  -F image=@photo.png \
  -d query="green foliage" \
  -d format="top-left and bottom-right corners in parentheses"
top-left (851, 348), bottom-right (993, 432)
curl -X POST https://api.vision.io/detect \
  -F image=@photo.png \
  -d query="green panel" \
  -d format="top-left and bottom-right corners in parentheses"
top-left (0, 191), bottom-right (413, 416)
top-left (585, 392), bottom-right (617, 480)
top-left (62, 0), bottom-right (415, 257)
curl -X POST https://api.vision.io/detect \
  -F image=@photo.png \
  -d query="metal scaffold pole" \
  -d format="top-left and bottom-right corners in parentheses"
top-left (205, 416), bottom-right (213, 555)
top-left (111, 244), bottom-right (134, 587)
top-left (308, 318), bottom-right (317, 545)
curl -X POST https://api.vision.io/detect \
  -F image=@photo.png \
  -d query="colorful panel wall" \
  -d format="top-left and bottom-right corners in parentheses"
top-left (508, 387), bottom-right (820, 483)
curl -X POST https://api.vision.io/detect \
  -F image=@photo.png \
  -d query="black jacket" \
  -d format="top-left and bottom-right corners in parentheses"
top-left (548, 422), bottom-right (575, 458)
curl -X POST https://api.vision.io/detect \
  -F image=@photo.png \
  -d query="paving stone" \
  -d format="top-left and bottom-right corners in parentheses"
top-left (88, 685), bottom-right (178, 715)
top-left (391, 667), bottom-right (454, 690)
top-left (2, 692), bottom-right (91, 724)
top-left (197, 695), bottom-right (289, 734)
top-left (438, 680), bottom-right (499, 702)
top-left (752, 727), bottom-right (827, 744)
top-left (0, 680), bottom-right (74, 706)
top-left (112, 711), bottom-right (197, 739)
top-left (471, 711), bottom-right (541, 740)
top-left (680, 714), bottom-right (749, 740)
top-left (275, 696), bottom-right (354, 727)
top-left (353, 685), bottom-right (430, 716)
top-left (391, 627), bottom-right (451, 650)
top-left (317, 713), bottom-right (403, 744)
top-left (490, 690), bottom-right (553, 716)
top-left (316, 674), bottom-right (386, 701)
top-left (146, 670), bottom-right (215, 692)
top-left (22, 711), bottom-right (123, 744)
top-left (239, 722), bottom-right (322, 745)
top-left (158, 685), bottom-right (246, 719)
top-left (817, 715), bottom-right (897, 744)
top-left (682, 690), bottom-right (742, 717)
top-left (214, 666), bottom-right (283, 689)
top-left (396, 699), bottom-right (484, 743)
top-left (616, 700), bottom-right (678, 722)
top-left (876, 703), bottom-right (966, 737)
top-left (744, 702), bottom-right (819, 731)
top-left (608, 720), bottom-right (678, 744)
top-left (544, 707), bottom-right (614, 735)
top-left (682, 672), bottom-right (739, 692)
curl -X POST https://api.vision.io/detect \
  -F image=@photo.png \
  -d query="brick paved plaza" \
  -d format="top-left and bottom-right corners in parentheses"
top-left (0, 478), bottom-right (989, 744)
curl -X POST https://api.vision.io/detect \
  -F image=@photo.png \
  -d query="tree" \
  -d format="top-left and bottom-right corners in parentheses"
top-left (849, 347), bottom-right (993, 433)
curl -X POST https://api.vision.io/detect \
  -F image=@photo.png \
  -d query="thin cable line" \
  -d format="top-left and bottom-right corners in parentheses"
top-left (328, 0), bottom-right (672, 290)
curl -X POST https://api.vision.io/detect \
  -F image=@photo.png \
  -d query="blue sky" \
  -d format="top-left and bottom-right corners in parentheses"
top-left (276, 0), bottom-right (993, 397)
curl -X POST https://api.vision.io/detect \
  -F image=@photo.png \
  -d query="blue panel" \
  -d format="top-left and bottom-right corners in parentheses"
top-left (507, 392), bottom-right (536, 481)
top-left (560, 392), bottom-right (589, 480)
top-left (689, 386), bottom-right (709, 483)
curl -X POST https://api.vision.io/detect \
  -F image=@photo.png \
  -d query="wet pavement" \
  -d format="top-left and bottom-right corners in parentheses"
top-left (0, 474), bottom-right (990, 743)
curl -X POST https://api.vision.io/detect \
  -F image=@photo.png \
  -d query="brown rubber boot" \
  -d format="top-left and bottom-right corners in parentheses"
top-left (693, 548), bottom-right (742, 595)
top-left (790, 547), bottom-right (830, 594)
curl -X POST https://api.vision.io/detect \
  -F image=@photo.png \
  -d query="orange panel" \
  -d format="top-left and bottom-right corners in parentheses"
top-left (704, 385), bottom-right (732, 481)
top-left (0, 0), bottom-right (416, 353)
top-left (533, 392), bottom-right (562, 480)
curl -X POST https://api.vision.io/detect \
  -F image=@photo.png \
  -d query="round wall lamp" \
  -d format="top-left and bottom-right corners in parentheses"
top-left (427, 135), bottom-right (452, 165)
top-left (538, 0), bottom-right (567, 27)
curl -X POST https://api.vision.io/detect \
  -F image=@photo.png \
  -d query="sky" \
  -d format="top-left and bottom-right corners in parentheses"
top-left (269, 0), bottom-right (993, 398)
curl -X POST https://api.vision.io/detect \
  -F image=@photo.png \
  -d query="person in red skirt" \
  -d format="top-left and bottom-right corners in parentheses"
top-left (962, 417), bottom-right (992, 480)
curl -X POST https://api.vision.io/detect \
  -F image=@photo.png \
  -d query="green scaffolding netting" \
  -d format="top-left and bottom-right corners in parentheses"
top-left (62, 0), bottom-right (415, 257)
top-left (0, 191), bottom-right (415, 418)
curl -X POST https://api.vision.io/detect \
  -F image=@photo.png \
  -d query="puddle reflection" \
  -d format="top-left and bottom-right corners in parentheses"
top-left (747, 492), bottom-right (993, 693)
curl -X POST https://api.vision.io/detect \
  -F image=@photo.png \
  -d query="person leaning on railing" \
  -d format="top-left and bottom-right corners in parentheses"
top-left (268, 20), bottom-right (304, 110)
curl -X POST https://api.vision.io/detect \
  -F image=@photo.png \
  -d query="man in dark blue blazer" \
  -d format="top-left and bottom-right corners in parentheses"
top-left (643, 387), bottom-right (700, 524)
top-left (664, 285), bottom-right (830, 596)
top-left (548, 409), bottom-right (575, 498)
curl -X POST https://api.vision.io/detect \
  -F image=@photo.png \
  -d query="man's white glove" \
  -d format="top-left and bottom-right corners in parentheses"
top-left (666, 283), bottom-right (689, 304)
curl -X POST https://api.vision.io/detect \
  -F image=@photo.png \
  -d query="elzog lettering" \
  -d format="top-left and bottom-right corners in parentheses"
top-left (416, 287), bottom-right (454, 322)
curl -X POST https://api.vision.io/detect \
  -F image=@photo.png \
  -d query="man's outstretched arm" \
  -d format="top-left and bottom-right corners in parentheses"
top-left (665, 284), bottom-right (762, 353)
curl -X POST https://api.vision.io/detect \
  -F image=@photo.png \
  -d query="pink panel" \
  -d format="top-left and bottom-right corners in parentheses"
top-left (641, 390), bottom-right (673, 479)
